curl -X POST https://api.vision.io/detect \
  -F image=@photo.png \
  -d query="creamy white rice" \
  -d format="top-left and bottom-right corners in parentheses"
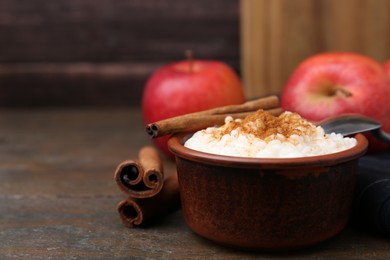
top-left (184, 110), bottom-right (357, 158)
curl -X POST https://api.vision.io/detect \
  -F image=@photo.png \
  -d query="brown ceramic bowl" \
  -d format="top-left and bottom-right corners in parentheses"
top-left (168, 133), bottom-right (368, 251)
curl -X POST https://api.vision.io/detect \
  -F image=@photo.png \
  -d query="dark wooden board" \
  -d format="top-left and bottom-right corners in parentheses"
top-left (0, 108), bottom-right (390, 258)
top-left (0, 0), bottom-right (240, 107)
top-left (0, 0), bottom-right (239, 62)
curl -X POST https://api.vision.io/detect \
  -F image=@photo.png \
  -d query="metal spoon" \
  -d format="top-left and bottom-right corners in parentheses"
top-left (319, 114), bottom-right (390, 142)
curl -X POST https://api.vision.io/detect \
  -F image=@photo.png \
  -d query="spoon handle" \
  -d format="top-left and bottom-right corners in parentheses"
top-left (373, 129), bottom-right (390, 143)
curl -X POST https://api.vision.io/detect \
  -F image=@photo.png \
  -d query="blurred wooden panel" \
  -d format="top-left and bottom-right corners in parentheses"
top-left (0, 0), bottom-right (240, 107)
top-left (0, 62), bottom-right (160, 107)
top-left (240, 0), bottom-right (390, 98)
top-left (0, 0), bottom-right (239, 62)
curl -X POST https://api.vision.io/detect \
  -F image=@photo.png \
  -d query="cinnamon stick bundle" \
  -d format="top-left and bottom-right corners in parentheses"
top-left (146, 95), bottom-right (282, 138)
top-left (117, 174), bottom-right (180, 228)
top-left (114, 146), bottom-right (164, 198)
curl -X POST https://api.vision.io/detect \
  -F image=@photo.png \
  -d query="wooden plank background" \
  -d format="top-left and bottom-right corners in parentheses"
top-left (241, 0), bottom-right (390, 98)
top-left (0, 0), bottom-right (240, 107)
top-left (4, 0), bottom-right (389, 107)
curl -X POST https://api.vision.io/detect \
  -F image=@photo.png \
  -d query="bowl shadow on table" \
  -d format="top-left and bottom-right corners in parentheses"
top-left (128, 207), bottom-right (351, 257)
top-left (188, 225), bottom-right (377, 257)
top-left (132, 208), bottom-right (183, 229)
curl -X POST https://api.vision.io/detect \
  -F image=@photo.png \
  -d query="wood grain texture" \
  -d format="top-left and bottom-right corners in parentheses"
top-left (0, 0), bottom-right (240, 107)
top-left (0, 0), bottom-right (239, 62)
top-left (0, 62), bottom-right (160, 107)
top-left (0, 108), bottom-right (390, 258)
top-left (241, 0), bottom-right (390, 98)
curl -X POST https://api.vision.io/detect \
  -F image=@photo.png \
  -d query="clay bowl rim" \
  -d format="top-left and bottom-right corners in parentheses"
top-left (168, 132), bottom-right (368, 170)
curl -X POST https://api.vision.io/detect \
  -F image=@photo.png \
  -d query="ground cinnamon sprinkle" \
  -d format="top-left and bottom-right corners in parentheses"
top-left (219, 109), bottom-right (317, 140)
top-left (185, 109), bottom-right (357, 158)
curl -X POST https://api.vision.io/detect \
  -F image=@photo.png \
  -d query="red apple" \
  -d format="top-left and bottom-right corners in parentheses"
top-left (384, 59), bottom-right (390, 76)
top-left (142, 59), bottom-right (246, 158)
top-left (281, 52), bottom-right (390, 152)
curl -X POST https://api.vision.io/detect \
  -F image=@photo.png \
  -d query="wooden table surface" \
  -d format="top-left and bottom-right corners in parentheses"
top-left (1, 108), bottom-right (389, 259)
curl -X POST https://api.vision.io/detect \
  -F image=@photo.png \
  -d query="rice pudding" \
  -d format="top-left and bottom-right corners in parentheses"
top-left (184, 110), bottom-right (357, 158)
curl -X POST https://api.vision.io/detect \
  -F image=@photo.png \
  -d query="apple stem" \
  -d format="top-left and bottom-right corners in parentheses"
top-left (185, 49), bottom-right (194, 73)
top-left (335, 87), bottom-right (353, 97)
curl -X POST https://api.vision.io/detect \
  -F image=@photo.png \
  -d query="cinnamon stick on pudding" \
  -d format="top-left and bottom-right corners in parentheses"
top-left (114, 146), bottom-right (164, 199)
top-left (117, 173), bottom-right (180, 228)
top-left (146, 95), bottom-right (282, 138)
